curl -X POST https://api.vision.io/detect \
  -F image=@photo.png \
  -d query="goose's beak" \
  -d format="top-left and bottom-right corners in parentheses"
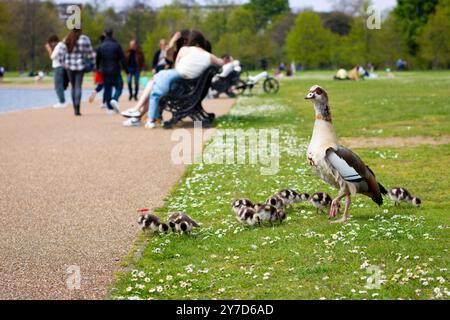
top-left (305, 92), bottom-right (314, 100)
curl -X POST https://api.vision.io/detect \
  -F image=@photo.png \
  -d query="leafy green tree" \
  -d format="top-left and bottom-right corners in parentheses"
top-left (320, 11), bottom-right (353, 36)
top-left (227, 7), bottom-right (257, 33)
top-left (0, 1), bottom-right (19, 69)
top-left (394, 0), bottom-right (439, 55)
top-left (418, 0), bottom-right (450, 68)
top-left (244, 0), bottom-right (289, 28)
top-left (340, 17), bottom-right (370, 67)
top-left (286, 12), bottom-right (333, 68)
top-left (370, 14), bottom-right (408, 68)
top-left (201, 9), bottom-right (230, 45)
top-left (9, 0), bottom-right (63, 71)
top-left (121, 2), bottom-right (155, 46)
top-left (215, 29), bottom-right (263, 68)
top-left (142, 5), bottom-right (192, 61)
top-left (80, 4), bottom-right (106, 47)
top-left (266, 12), bottom-right (296, 63)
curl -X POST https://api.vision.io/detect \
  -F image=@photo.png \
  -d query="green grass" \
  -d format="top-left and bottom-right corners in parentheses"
top-left (110, 71), bottom-right (450, 300)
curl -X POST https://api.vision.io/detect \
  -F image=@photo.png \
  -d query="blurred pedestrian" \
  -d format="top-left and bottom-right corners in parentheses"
top-left (152, 39), bottom-right (167, 74)
top-left (96, 29), bottom-right (127, 115)
top-left (45, 35), bottom-right (68, 108)
top-left (126, 39), bottom-right (145, 101)
top-left (60, 28), bottom-right (96, 116)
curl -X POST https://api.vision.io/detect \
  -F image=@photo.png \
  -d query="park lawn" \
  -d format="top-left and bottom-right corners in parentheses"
top-left (110, 71), bottom-right (449, 300)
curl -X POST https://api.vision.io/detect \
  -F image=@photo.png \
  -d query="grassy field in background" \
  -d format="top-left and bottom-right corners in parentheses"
top-left (110, 71), bottom-right (449, 300)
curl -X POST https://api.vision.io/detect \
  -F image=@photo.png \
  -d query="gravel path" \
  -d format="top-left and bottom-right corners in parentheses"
top-left (0, 98), bottom-right (233, 299)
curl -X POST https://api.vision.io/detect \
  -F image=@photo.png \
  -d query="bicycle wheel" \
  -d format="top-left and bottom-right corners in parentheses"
top-left (263, 77), bottom-right (280, 94)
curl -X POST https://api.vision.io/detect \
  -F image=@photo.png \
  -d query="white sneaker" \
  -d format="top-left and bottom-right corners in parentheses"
top-left (110, 100), bottom-right (120, 113)
top-left (53, 103), bottom-right (66, 108)
top-left (145, 120), bottom-right (156, 129)
top-left (123, 118), bottom-right (142, 127)
top-left (106, 109), bottom-right (116, 116)
top-left (100, 103), bottom-right (107, 109)
top-left (121, 108), bottom-right (141, 118)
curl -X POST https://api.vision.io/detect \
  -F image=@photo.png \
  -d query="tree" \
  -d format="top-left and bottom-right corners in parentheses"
top-left (121, 1), bottom-right (155, 46)
top-left (370, 13), bottom-right (408, 68)
top-left (244, 0), bottom-right (289, 29)
top-left (142, 5), bottom-right (192, 61)
top-left (201, 7), bottom-right (231, 45)
top-left (266, 12), bottom-right (296, 63)
top-left (394, 0), bottom-right (439, 55)
top-left (214, 8), bottom-right (257, 67)
top-left (80, 4), bottom-right (106, 47)
top-left (0, 1), bottom-right (19, 69)
top-left (286, 12), bottom-right (333, 68)
top-left (418, 0), bottom-right (450, 68)
top-left (10, 0), bottom-right (63, 71)
top-left (320, 11), bottom-right (353, 35)
top-left (227, 7), bottom-right (257, 33)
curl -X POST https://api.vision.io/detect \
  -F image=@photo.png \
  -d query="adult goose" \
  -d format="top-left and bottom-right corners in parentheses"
top-left (305, 85), bottom-right (387, 223)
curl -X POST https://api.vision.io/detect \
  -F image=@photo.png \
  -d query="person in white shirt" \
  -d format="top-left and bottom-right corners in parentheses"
top-left (45, 35), bottom-right (67, 108)
top-left (145, 30), bottom-right (224, 129)
top-left (217, 55), bottom-right (241, 79)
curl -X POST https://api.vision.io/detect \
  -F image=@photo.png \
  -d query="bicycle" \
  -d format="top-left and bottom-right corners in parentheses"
top-left (233, 71), bottom-right (280, 95)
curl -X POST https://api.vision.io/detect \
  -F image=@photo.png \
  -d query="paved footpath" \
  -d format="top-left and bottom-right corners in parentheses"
top-left (0, 97), bottom-right (233, 299)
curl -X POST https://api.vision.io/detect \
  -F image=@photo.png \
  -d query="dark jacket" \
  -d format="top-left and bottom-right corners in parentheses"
top-left (96, 37), bottom-right (127, 76)
top-left (125, 48), bottom-right (145, 72)
top-left (152, 49), bottom-right (166, 69)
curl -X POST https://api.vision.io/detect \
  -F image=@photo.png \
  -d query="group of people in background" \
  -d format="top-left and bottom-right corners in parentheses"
top-left (46, 29), bottom-right (146, 116)
top-left (120, 29), bottom-right (225, 129)
top-left (45, 28), bottom-right (225, 129)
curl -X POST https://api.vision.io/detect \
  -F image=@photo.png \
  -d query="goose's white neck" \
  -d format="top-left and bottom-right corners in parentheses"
top-left (308, 103), bottom-right (339, 157)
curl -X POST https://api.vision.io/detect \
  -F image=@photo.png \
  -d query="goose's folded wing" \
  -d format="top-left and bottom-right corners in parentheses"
top-left (326, 146), bottom-right (366, 182)
top-left (326, 146), bottom-right (381, 195)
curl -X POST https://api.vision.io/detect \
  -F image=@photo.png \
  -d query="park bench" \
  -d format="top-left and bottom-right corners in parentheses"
top-left (158, 65), bottom-right (219, 129)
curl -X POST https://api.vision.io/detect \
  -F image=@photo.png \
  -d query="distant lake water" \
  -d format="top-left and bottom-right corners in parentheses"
top-left (0, 88), bottom-right (94, 113)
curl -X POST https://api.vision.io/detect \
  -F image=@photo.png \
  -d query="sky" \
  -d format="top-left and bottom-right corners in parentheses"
top-left (55, 0), bottom-right (398, 12)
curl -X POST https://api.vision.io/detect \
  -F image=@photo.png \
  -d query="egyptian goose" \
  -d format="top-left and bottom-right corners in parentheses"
top-left (138, 214), bottom-right (169, 233)
top-left (236, 207), bottom-right (261, 226)
top-left (309, 192), bottom-right (333, 214)
top-left (275, 189), bottom-right (308, 206)
top-left (266, 194), bottom-right (286, 209)
top-left (305, 85), bottom-right (387, 223)
top-left (254, 203), bottom-right (286, 224)
top-left (389, 187), bottom-right (421, 207)
top-left (168, 212), bottom-right (200, 233)
top-left (232, 199), bottom-right (254, 214)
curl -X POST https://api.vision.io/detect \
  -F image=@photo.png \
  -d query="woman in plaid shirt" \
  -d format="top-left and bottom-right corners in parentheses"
top-left (58, 28), bottom-right (96, 116)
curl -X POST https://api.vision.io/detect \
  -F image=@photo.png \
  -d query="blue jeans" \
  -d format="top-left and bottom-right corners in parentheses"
top-left (104, 74), bottom-right (123, 110)
top-left (148, 69), bottom-right (181, 120)
top-left (127, 68), bottom-right (140, 97)
top-left (53, 67), bottom-right (66, 104)
top-left (67, 70), bottom-right (84, 114)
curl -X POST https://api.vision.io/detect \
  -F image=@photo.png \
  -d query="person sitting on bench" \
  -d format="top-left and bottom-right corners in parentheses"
top-left (122, 31), bottom-right (222, 128)
top-left (144, 30), bottom-right (224, 129)
top-left (122, 31), bottom-right (191, 126)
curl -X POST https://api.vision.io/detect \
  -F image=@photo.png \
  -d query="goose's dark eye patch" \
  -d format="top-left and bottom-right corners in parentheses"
top-left (316, 88), bottom-right (323, 95)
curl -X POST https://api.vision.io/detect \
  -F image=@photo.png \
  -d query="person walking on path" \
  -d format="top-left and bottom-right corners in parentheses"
top-left (152, 39), bottom-right (167, 75)
top-left (89, 35), bottom-right (106, 108)
top-left (45, 35), bottom-right (68, 109)
top-left (125, 39), bottom-right (145, 101)
top-left (59, 29), bottom-right (95, 116)
top-left (96, 29), bottom-right (127, 115)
